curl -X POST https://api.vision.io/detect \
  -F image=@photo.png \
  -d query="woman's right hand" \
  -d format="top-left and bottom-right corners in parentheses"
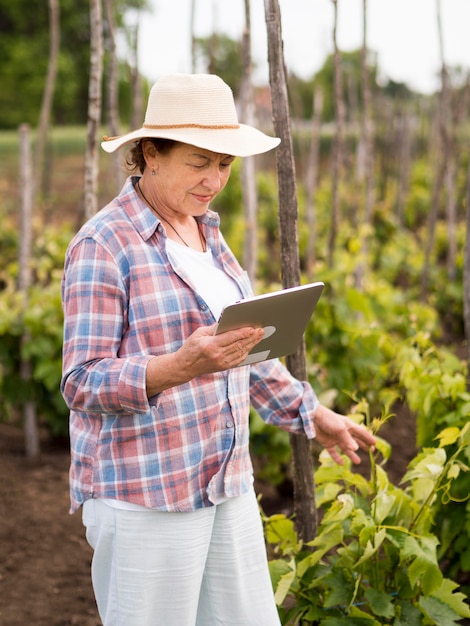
top-left (145, 324), bottom-right (264, 396)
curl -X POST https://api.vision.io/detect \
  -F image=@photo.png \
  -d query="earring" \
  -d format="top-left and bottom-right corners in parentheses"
top-left (151, 168), bottom-right (156, 176)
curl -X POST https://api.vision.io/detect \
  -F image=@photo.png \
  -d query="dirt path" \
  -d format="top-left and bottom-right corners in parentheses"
top-left (0, 424), bottom-right (98, 626)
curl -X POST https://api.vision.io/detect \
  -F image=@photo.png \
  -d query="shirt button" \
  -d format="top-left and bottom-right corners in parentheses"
top-left (226, 421), bottom-right (234, 429)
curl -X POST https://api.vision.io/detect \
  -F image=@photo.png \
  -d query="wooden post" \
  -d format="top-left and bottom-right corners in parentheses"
top-left (328, 0), bottom-right (344, 270)
top-left (18, 124), bottom-right (40, 459)
top-left (84, 0), bottom-right (103, 220)
top-left (240, 0), bottom-right (258, 284)
top-left (263, 0), bottom-right (317, 543)
top-left (103, 0), bottom-right (123, 192)
top-left (464, 159), bottom-right (470, 390)
top-left (305, 86), bottom-right (323, 280)
top-left (34, 0), bottom-right (59, 201)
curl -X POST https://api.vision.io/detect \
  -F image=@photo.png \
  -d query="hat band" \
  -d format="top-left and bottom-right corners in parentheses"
top-left (102, 123), bottom-right (241, 144)
top-left (143, 123), bottom-right (240, 130)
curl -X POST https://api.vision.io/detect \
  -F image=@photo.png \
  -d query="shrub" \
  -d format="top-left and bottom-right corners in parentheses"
top-left (265, 412), bottom-right (470, 625)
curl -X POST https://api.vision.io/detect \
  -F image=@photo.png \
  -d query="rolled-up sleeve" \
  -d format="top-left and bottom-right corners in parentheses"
top-left (249, 359), bottom-right (319, 439)
top-left (61, 236), bottom-right (152, 415)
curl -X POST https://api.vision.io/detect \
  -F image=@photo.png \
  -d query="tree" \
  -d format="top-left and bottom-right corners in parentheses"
top-left (0, 0), bottom-right (90, 129)
top-left (194, 34), bottom-right (244, 96)
top-left (0, 0), bottom-right (50, 128)
top-left (0, 0), bottom-right (144, 130)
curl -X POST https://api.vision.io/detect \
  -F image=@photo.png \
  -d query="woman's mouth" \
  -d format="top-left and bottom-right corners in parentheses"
top-left (192, 193), bottom-right (213, 203)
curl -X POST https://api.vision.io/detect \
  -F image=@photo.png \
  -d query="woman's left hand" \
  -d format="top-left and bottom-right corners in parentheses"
top-left (312, 404), bottom-right (376, 465)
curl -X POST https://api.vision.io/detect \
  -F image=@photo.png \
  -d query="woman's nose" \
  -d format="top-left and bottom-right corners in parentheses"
top-left (202, 166), bottom-right (224, 191)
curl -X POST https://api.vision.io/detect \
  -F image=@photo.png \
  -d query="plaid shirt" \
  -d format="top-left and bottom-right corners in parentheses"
top-left (61, 177), bottom-right (319, 514)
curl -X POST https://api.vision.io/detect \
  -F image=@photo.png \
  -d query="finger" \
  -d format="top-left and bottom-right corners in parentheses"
top-left (326, 447), bottom-right (345, 465)
top-left (216, 326), bottom-right (263, 349)
top-left (344, 448), bottom-right (362, 464)
top-left (350, 429), bottom-right (376, 451)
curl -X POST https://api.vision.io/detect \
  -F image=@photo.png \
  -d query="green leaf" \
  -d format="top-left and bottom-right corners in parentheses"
top-left (410, 477), bottom-right (437, 504)
top-left (419, 595), bottom-right (463, 625)
top-left (322, 618), bottom-right (378, 626)
top-left (355, 528), bottom-right (386, 567)
top-left (268, 558), bottom-right (294, 605)
top-left (446, 462), bottom-right (460, 480)
top-left (403, 535), bottom-right (442, 594)
top-left (373, 491), bottom-right (396, 523)
top-left (393, 599), bottom-right (423, 626)
top-left (364, 587), bottom-right (395, 619)
top-left (374, 436), bottom-right (392, 462)
top-left (273, 565), bottom-right (296, 605)
top-left (264, 515), bottom-right (298, 552)
top-left (307, 525), bottom-right (344, 569)
top-left (323, 577), bottom-right (355, 609)
top-left (435, 427), bottom-right (460, 447)
top-left (459, 421), bottom-right (470, 446)
top-left (401, 448), bottom-right (446, 487)
top-left (316, 481), bottom-right (343, 507)
top-left (342, 604), bottom-right (382, 623)
top-left (430, 578), bottom-right (470, 618)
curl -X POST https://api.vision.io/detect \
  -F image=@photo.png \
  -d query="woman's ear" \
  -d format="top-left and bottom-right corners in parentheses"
top-left (141, 140), bottom-right (157, 168)
top-left (142, 139), bottom-right (157, 160)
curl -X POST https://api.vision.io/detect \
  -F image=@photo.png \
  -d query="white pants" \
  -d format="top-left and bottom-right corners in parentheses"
top-left (82, 489), bottom-right (281, 626)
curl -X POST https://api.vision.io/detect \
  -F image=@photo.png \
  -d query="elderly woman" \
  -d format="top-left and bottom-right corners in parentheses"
top-left (61, 74), bottom-right (375, 626)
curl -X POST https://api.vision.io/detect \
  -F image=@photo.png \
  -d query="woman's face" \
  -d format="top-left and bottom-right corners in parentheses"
top-left (149, 142), bottom-right (235, 219)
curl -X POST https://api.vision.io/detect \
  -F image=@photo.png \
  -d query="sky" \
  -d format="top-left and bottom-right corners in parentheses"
top-left (132, 0), bottom-right (470, 95)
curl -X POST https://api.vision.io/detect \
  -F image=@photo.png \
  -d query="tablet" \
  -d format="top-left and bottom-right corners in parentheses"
top-left (215, 281), bottom-right (324, 366)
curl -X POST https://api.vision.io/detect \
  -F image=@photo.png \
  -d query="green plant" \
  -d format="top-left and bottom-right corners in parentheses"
top-left (392, 332), bottom-right (469, 448)
top-left (303, 263), bottom-right (439, 413)
top-left (391, 332), bottom-right (470, 588)
top-left (264, 408), bottom-right (470, 625)
top-left (0, 223), bottom-right (72, 436)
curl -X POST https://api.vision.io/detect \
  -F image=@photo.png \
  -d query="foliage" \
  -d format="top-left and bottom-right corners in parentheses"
top-left (0, 0), bottom-right (139, 129)
top-left (250, 410), bottom-right (291, 487)
top-left (390, 333), bottom-right (470, 586)
top-left (194, 34), bottom-right (245, 95)
top-left (0, 220), bottom-right (73, 435)
top-left (392, 333), bottom-right (469, 448)
top-left (302, 257), bottom-right (439, 413)
top-left (306, 49), bottom-right (379, 122)
top-left (264, 412), bottom-right (470, 625)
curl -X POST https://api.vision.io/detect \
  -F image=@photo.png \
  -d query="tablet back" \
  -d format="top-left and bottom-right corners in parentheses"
top-left (215, 281), bottom-right (324, 365)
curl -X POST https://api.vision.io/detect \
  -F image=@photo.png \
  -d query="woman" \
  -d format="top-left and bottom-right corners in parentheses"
top-left (61, 74), bottom-right (375, 626)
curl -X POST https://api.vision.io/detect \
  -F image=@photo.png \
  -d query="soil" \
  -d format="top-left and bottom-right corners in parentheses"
top-left (0, 406), bottom-right (418, 626)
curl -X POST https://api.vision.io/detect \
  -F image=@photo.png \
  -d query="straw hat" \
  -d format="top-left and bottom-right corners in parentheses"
top-left (101, 73), bottom-right (280, 157)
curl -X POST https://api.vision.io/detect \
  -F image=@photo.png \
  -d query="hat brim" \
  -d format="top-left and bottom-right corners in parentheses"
top-left (101, 124), bottom-right (280, 158)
